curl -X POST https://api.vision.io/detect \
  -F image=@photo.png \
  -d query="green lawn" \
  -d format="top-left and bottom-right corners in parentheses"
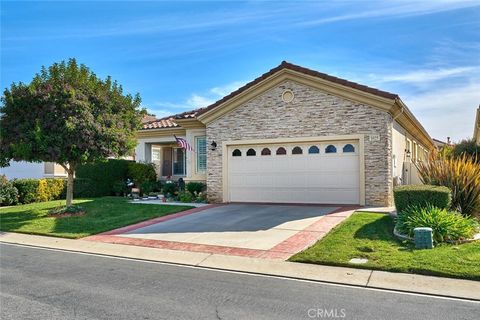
top-left (290, 212), bottom-right (480, 281)
top-left (0, 197), bottom-right (193, 239)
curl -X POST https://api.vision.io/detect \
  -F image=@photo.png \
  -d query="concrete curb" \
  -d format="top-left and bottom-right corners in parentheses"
top-left (1, 232), bottom-right (479, 301)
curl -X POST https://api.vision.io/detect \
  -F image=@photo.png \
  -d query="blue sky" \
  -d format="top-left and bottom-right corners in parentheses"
top-left (1, 1), bottom-right (479, 141)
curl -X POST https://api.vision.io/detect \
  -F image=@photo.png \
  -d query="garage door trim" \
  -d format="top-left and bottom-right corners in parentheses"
top-left (222, 134), bottom-right (365, 205)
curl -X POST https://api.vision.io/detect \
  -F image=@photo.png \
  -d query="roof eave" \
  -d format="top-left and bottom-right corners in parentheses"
top-left (394, 98), bottom-right (434, 149)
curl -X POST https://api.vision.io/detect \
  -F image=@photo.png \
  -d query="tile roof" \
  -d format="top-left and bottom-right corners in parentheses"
top-left (140, 61), bottom-right (400, 130)
top-left (142, 117), bottom-right (179, 129)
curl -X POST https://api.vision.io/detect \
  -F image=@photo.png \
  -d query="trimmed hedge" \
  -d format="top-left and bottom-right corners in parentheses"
top-left (11, 178), bottom-right (65, 204)
top-left (13, 179), bottom-right (39, 204)
top-left (74, 160), bottom-right (158, 197)
top-left (394, 185), bottom-right (452, 214)
top-left (127, 162), bottom-right (157, 185)
top-left (38, 179), bottom-right (65, 202)
top-left (75, 159), bottom-right (132, 197)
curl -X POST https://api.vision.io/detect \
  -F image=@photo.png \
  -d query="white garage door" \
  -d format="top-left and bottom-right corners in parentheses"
top-left (227, 140), bottom-right (360, 204)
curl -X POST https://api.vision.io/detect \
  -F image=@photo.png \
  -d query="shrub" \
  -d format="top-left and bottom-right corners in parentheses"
top-left (127, 162), bottom-right (157, 185)
top-left (178, 191), bottom-right (194, 203)
top-left (418, 152), bottom-right (480, 217)
top-left (46, 179), bottom-right (66, 201)
top-left (162, 182), bottom-right (177, 196)
top-left (140, 181), bottom-right (157, 196)
top-left (76, 159), bottom-right (132, 197)
top-left (394, 185), bottom-right (451, 214)
top-left (112, 181), bottom-right (127, 196)
top-left (186, 182), bottom-right (206, 195)
top-left (13, 179), bottom-right (39, 204)
top-left (49, 205), bottom-right (85, 216)
top-left (0, 175), bottom-right (18, 206)
top-left (73, 178), bottom-right (96, 197)
top-left (453, 138), bottom-right (479, 163)
top-left (36, 179), bottom-right (65, 202)
top-left (396, 205), bottom-right (479, 243)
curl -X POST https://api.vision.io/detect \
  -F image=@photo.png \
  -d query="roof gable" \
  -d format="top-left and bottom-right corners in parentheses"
top-left (196, 61), bottom-right (399, 124)
top-left (196, 61), bottom-right (398, 121)
top-left (139, 61), bottom-right (433, 149)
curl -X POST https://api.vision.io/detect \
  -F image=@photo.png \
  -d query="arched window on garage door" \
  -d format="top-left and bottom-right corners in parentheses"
top-left (246, 148), bottom-right (256, 156)
top-left (325, 145), bottom-right (337, 153)
top-left (308, 146), bottom-right (320, 154)
top-left (232, 149), bottom-right (242, 157)
top-left (261, 148), bottom-right (271, 156)
top-left (292, 146), bottom-right (303, 155)
top-left (276, 147), bottom-right (287, 155)
top-left (343, 144), bottom-right (355, 153)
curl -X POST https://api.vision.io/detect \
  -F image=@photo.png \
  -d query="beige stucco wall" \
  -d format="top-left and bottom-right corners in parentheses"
top-left (392, 120), bottom-right (407, 180)
top-left (206, 80), bottom-right (393, 206)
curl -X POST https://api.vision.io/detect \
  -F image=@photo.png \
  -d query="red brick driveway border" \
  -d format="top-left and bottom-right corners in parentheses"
top-left (83, 205), bottom-right (361, 260)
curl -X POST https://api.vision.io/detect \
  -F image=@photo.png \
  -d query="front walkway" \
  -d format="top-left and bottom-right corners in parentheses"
top-left (83, 204), bottom-right (359, 259)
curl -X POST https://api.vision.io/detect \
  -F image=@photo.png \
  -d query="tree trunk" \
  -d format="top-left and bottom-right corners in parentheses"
top-left (60, 163), bottom-right (76, 207)
top-left (66, 170), bottom-right (74, 207)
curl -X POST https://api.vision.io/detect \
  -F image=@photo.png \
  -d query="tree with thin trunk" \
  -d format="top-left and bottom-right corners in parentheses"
top-left (0, 59), bottom-right (144, 206)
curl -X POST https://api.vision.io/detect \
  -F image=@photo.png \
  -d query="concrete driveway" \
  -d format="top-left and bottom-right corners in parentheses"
top-left (120, 204), bottom-right (338, 249)
top-left (86, 204), bottom-right (358, 259)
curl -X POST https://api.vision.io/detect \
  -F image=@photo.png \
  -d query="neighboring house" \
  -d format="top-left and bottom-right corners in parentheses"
top-left (136, 61), bottom-right (434, 206)
top-left (0, 161), bottom-right (67, 179)
top-left (474, 106), bottom-right (480, 145)
top-left (433, 138), bottom-right (448, 149)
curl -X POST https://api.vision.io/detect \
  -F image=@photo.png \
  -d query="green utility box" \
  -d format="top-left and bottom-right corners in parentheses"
top-left (414, 227), bottom-right (434, 249)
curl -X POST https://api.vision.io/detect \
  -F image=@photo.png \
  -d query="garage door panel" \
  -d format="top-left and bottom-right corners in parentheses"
top-left (228, 140), bottom-right (360, 204)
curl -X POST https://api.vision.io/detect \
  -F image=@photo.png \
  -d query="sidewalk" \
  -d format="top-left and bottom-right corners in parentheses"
top-left (1, 232), bottom-right (479, 301)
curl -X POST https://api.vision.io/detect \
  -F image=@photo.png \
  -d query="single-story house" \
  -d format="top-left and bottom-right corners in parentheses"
top-left (0, 161), bottom-right (67, 180)
top-left (136, 61), bottom-right (434, 206)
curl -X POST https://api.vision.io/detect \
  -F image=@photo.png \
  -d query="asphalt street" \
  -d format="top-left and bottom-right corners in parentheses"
top-left (0, 243), bottom-right (478, 320)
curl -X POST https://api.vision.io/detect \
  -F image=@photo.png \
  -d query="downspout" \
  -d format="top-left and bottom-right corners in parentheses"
top-left (392, 100), bottom-right (405, 189)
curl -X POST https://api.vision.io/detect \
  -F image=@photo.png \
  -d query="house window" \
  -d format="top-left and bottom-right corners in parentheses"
top-left (276, 147), bottom-right (287, 155)
top-left (232, 149), bottom-right (242, 157)
top-left (152, 148), bottom-right (161, 161)
top-left (292, 146), bottom-right (303, 154)
top-left (196, 136), bottom-right (207, 173)
top-left (343, 144), bottom-right (355, 153)
top-left (261, 148), bottom-right (271, 156)
top-left (246, 148), bottom-right (256, 156)
top-left (173, 148), bottom-right (186, 175)
top-left (308, 146), bottom-right (320, 154)
top-left (325, 145), bottom-right (337, 153)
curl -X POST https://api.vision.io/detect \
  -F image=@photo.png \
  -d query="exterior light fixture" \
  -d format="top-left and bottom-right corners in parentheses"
top-left (211, 141), bottom-right (217, 151)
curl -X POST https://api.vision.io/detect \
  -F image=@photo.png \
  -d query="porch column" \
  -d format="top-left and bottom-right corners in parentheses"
top-left (144, 143), bottom-right (152, 163)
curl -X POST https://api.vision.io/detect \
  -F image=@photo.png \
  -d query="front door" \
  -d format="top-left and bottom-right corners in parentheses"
top-left (162, 147), bottom-right (172, 176)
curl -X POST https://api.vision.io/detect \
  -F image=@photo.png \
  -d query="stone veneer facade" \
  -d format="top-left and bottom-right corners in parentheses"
top-left (206, 80), bottom-right (393, 206)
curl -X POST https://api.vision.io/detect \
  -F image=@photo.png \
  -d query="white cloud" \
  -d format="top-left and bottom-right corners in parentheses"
top-left (378, 67), bottom-right (477, 84)
top-left (299, 1), bottom-right (479, 26)
top-left (186, 94), bottom-right (215, 109)
top-left (210, 81), bottom-right (245, 97)
top-left (147, 81), bottom-right (245, 118)
top-left (403, 82), bottom-right (480, 142)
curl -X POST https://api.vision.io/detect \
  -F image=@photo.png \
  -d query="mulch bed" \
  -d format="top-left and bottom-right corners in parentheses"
top-left (47, 211), bottom-right (86, 218)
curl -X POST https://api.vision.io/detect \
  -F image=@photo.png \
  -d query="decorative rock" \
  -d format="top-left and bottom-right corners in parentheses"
top-left (349, 258), bottom-right (368, 264)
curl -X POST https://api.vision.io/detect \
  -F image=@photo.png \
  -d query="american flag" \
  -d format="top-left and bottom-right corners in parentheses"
top-left (174, 135), bottom-right (194, 152)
